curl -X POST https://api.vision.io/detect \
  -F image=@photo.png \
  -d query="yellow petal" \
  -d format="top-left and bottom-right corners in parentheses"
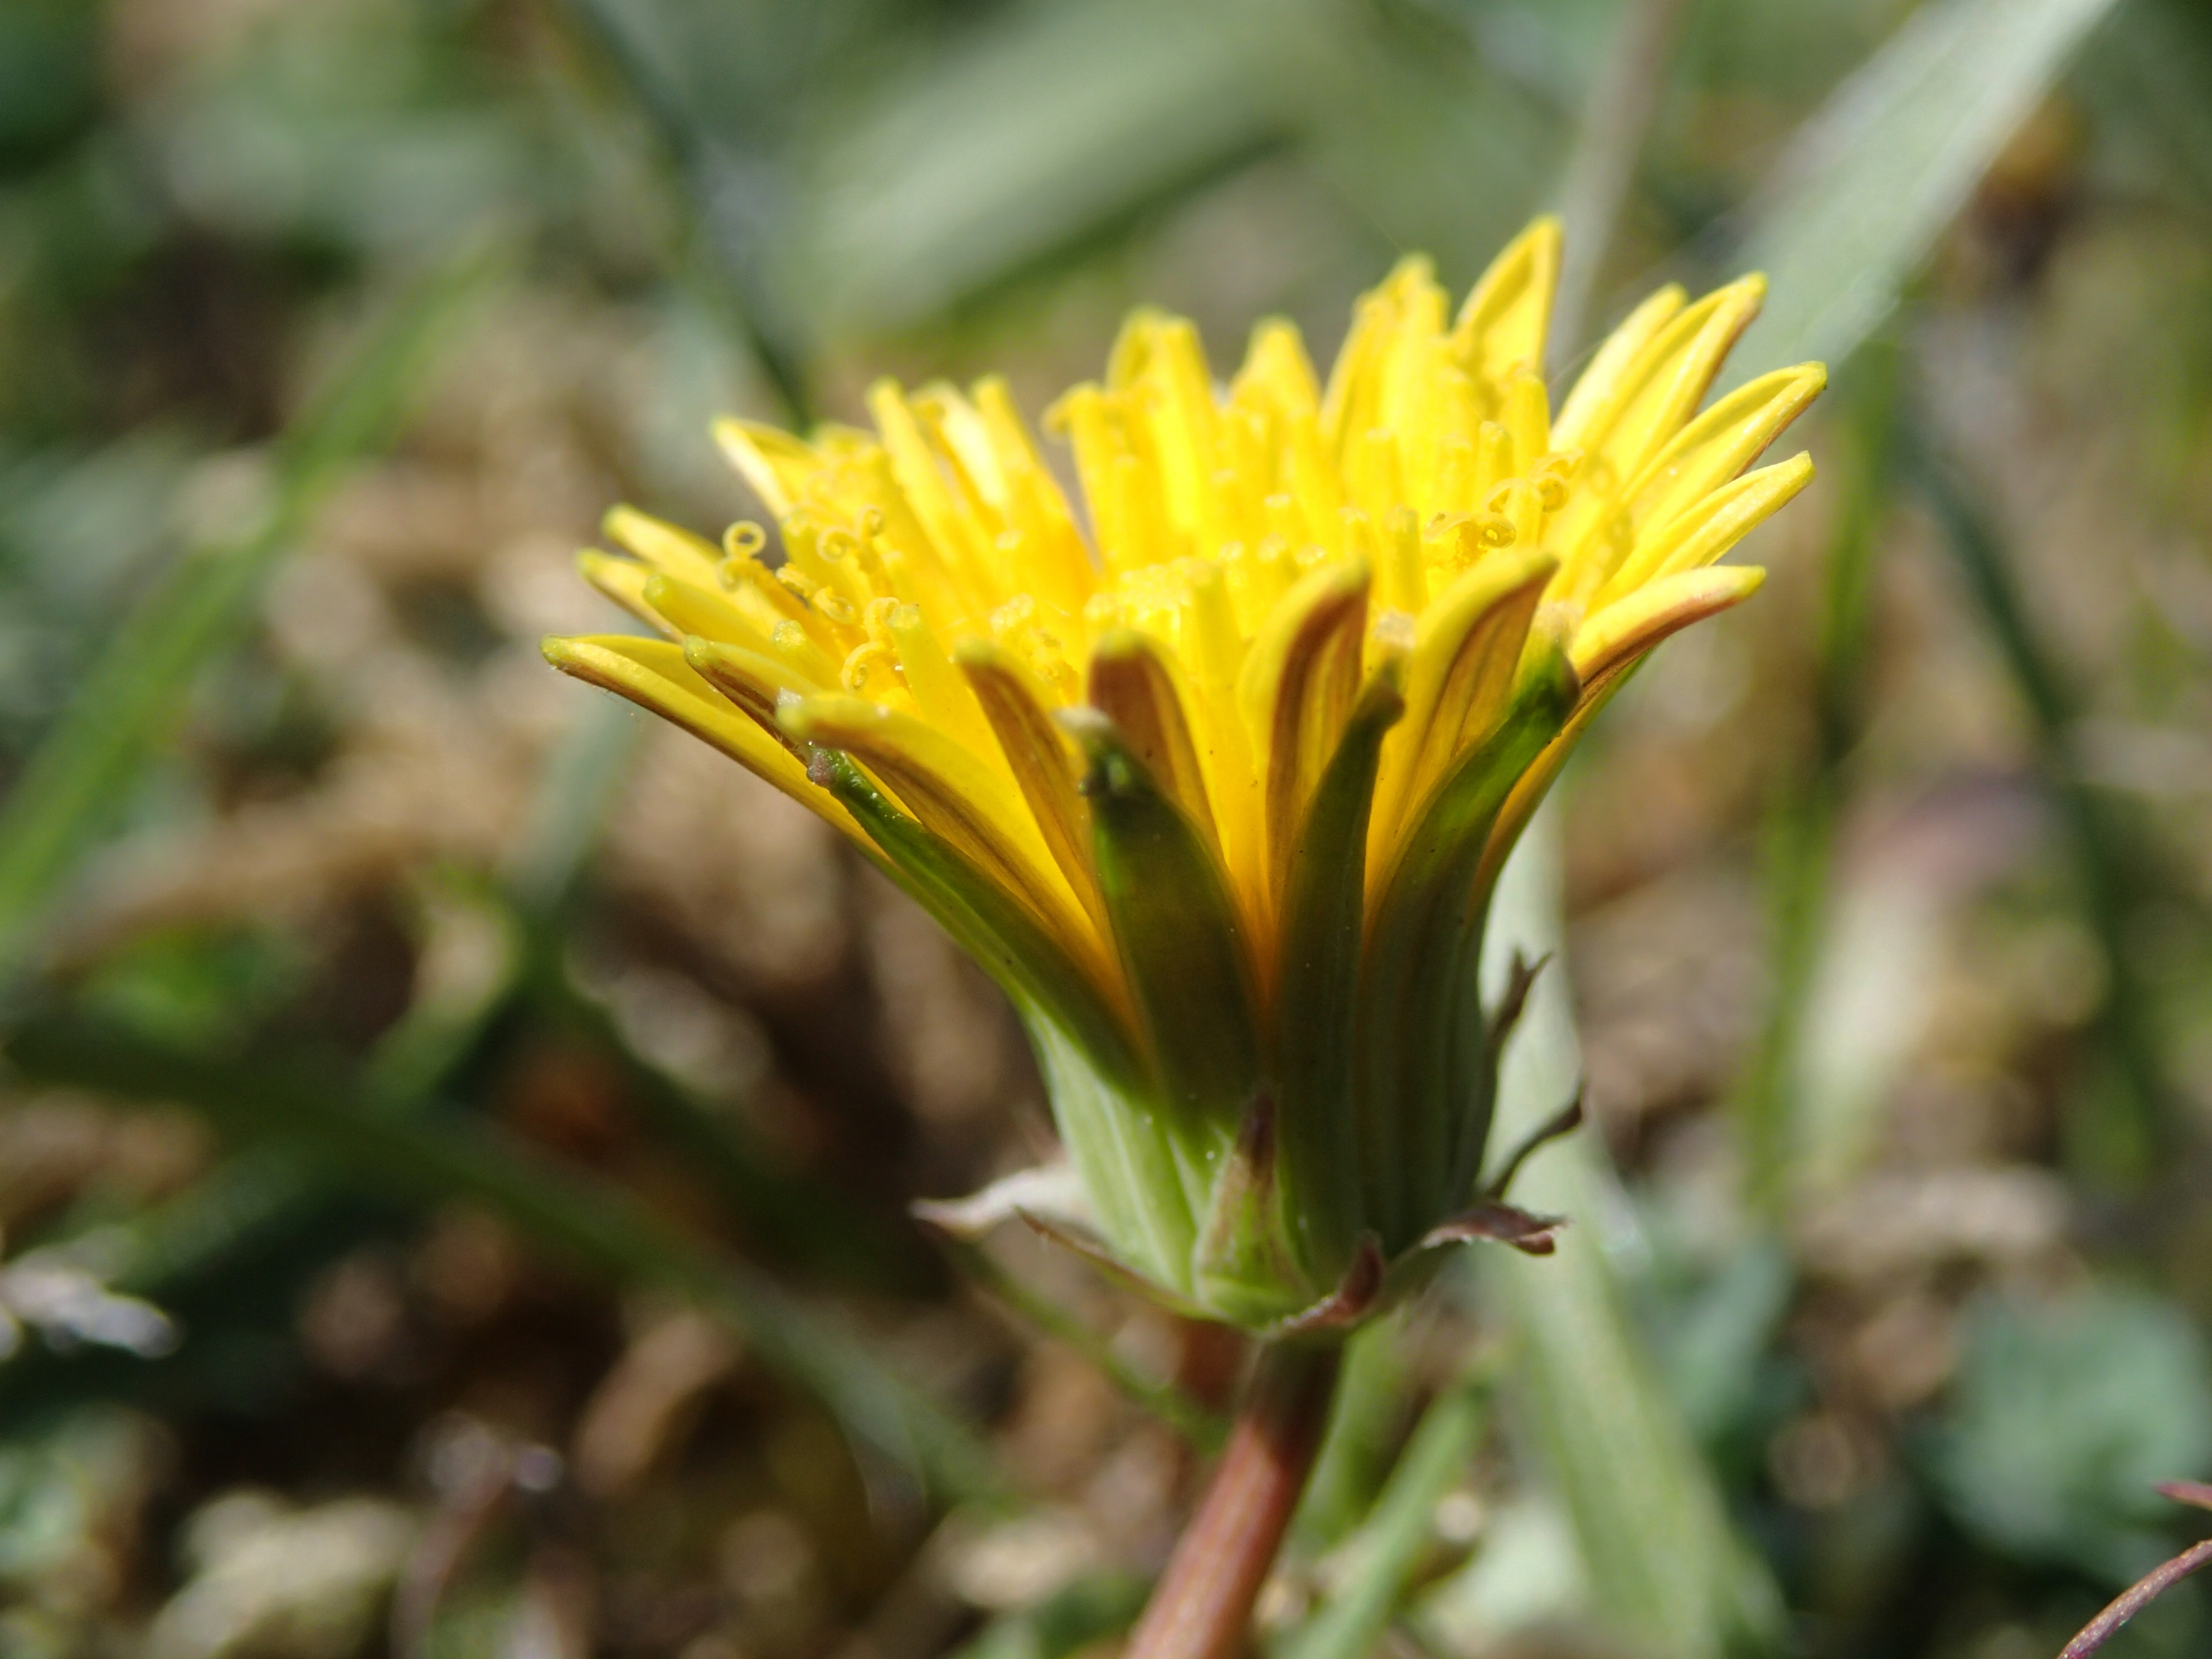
top-left (542, 634), bottom-right (857, 837)
top-left (1323, 256), bottom-right (1440, 456)
top-left (1232, 318), bottom-right (1322, 423)
top-left (973, 376), bottom-right (1095, 613)
top-left (712, 420), bottom-right (823, 521)
top-left (577, 550), bottom-right (676, 639)
top-left (1548, 276), bottom-right (1769, 602)
top-left (1086, 628), bottom-right (1220, 860)
top-left (920, 382), bottom-right (1007, 505)
top-left (1572, 564), bottom-right (1767, 690)
top-left (1619, 363), bottom-right (1826, 537)
top-left (1169, 556), bottom-right (1267, 933)
top-left (1451, 215), bottom-right (1562, 383)
top-left (1369, 543), bottom-right (1555, 869)
top-left (1576, 275), bottom-right (1768, 485)
top-left (867, 379), bottom-right (993, 589)
top-left (954, 638), bottom-right (1108, 933)
top-left (711, 546), bottom-right (827, 643)
top-left (683, 635), bottom-right (813, 742)
top-left (1599, 454), bottom-right (1814, 605)
top-left (884, 602), bottom-right (995, 755)
top-left (602, 506), bottom-right (726, 590)
top-left (641, 571), bottom-right (773, 649)
top-left (1551, 283), bottom-right (1686, 449)
top-left (778, 692), bottom-right (1105, 985)
top-left (1134, 315), bottom-right (1223, 540)
top-left (1238, 559), bottom-right (1371, 908)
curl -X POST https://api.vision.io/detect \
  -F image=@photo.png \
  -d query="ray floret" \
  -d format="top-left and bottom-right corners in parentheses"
top-left (546, 220), bottom-right (1823, 1329)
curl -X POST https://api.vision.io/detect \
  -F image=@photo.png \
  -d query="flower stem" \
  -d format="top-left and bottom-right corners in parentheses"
top-left (2056, 1535), bottom-right (2212, 1658)
top-left (1126, 1340), bottom-right (1342, 1659)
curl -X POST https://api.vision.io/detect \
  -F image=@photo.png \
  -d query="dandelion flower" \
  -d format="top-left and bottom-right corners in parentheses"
top-left (545, 220), bottom-right (1822, 1331)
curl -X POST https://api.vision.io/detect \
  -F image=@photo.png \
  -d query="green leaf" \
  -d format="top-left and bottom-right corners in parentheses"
top-left (1729, 0), bottom-right (2122, 379)
top-left (1930, 1287), bottom-right (2212, 1584)
top-left (799, 0), bottom-right (1285, 331)
top-left (1482, 1), bottom-right (2132, 1648)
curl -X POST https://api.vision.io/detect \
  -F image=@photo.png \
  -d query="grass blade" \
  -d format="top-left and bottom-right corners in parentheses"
top-left (1278, 1380), bottom-right (1490, 1659)
top-left (1733, 344), bottom-right (1903, 1207)
top-left (1907, 429), bottom-right (2175, 1176)
top-left (1730, 0), bottom-right (2121, 379)
top-left (1480, 820), bottom-right (1784, 1658)
top-left (1482, 3), bottom-right (2133, 1646)
top-left (799, 0), bottom-right (1280, 332)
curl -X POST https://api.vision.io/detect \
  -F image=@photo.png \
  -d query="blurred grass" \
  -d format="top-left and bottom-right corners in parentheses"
top-left (0, 248), bottom-right (500, 984)
top-left (1484, 821), bottom-right (1788, 1657)
top-left (2, 1010), bottom-right (1002, 1505)
top-left (1734, 339), bottom-right (1901, 1207)
top-left (1909, 428), bottom-right (2177, 1182)
top-left (1479, 1), bottom-right (2146, 1652)
top-left (1280, 1378), bottom-right (1492, 1659)
top-left (1731, 0), bottom-right (2122, 377)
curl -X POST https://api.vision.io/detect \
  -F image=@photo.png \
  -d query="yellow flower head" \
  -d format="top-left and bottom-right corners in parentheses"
top-left (546, 221), bottom-right (1822, 1331)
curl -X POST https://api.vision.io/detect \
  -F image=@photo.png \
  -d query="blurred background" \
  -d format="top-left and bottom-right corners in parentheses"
top-left (1, 0), bottom-right (2210, 1655)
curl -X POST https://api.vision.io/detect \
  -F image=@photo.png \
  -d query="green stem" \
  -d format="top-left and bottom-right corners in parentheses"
top-left (2056, 1536), bottom-right (2212, 1658)
top-left (1124, 1341), bottom-right (1342, 1659)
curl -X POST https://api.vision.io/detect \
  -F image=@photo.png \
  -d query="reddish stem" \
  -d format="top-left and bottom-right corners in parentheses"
top-left (1125, 1341), bottom-right (1342, 1659)
top-left (2058, 1537), bottom-right (2212, 1659)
